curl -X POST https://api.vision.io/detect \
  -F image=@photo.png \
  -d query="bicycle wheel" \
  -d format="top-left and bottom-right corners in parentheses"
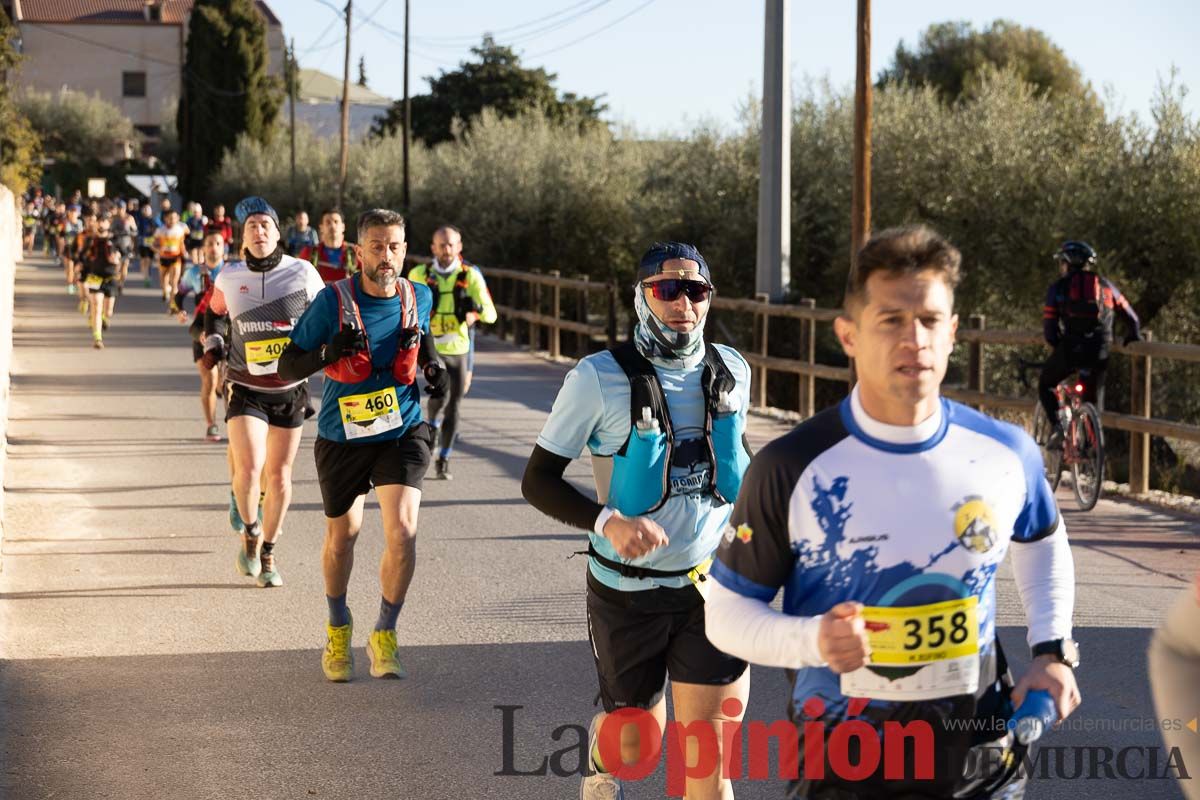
top-left (1071, 402), bottom-right (1105, 511)
top-left (1031, 403), bottom-right (1063, 492)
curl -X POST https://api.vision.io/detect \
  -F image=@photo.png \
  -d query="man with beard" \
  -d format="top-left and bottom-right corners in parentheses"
top-left (279, 209), bottom-right (448, 681)
top-left (202, 196), bottom-right (325, 588)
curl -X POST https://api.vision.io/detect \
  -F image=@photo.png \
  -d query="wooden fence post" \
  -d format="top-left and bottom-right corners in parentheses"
top-left (754, 292), bottom-right (770, 408)
top-left (576, 275), bottom-right (591, 358)
top-left (549, 270), bottom-right (561, 359)
top-left (513, 279), bottom-right (525, 347)
top-left (530, 278), bottom-right (541, 353)
top-left (967, 314), bottom-right (986, 397)
top-left (495, 275), bottom-right (507, 342)
top-left (1129, 330), bottom-right (1153, 494)
top-left (798, 298), bottom-right (816, 418)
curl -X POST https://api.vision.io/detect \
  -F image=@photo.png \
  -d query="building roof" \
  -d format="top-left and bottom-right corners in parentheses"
top-left (297, 68), bottom-right (392, 107)
top-left (15, 0), bottom-right (281, 26)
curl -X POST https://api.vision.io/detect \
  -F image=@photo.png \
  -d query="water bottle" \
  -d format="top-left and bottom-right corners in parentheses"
top-left (636, 406), bottom-right (660, 439)
top-left (1011, 690), bottom-right (1058, 744)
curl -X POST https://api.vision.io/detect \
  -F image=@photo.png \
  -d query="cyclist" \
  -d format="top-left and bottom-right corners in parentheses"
top-left (202, 196), bottom-right (324, 587)
top-left (406, 226), bottom-right (496, 480)
top-left (707, 225), bottom-right (1080, 799)
top-left (279, 208), bottom-right (447, 682)
top-left (522, 242), bottom-right (752, 800)
top-left (177, 230), bottom-right (230, 441)
top-left (300, 208), bottom-right (356, 284)
top-left (1039, 240), bottom-right (1141, 447)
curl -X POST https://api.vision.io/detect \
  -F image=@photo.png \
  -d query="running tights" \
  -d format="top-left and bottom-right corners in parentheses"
top-left (427, 354), bottom-right (467, 455)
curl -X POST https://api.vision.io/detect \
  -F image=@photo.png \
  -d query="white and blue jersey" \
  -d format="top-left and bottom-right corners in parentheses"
top-left (289, 275), bottom-right (433, 444)
top-left (536, 344), bottom-right (751, 591)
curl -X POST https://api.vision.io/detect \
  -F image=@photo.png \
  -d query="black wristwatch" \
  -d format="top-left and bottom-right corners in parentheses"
top-left (1031, 638), bottom-right (1080, 669)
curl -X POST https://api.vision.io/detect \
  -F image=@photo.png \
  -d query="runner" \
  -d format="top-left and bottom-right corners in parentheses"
top-left (405, 225), bottom-right (496, 480)
top-left (205, 204), bottom-right (233, 254)
top-left (278, 208), bottom-right (448, 681)
top-left (522, 241), bottom-right (752, 800)
top-left (153, 208), bottom-right (188, 311)
top-left (300, 209), bottom-right (356, 284)
top-left (69, 210), bottom-right (93, 312)
top-left (705, 225), bottom-right (1080, 799)
top-left (61, 204), bottom-right (83, 296)
top-left (202, 196), bottom-right (324, 587)
top-left (285, 210), bottom-right (320, 257)
top-left (79, 214), bottom-right (122, 349)
top-left (136, 203), bottom-right (158, 287)
top-left (177, 230), bottom-right (229, 441)
top-left (184, 201), bottom-right (208, 264)
top-left (111, 201), bottom-right (138, 292)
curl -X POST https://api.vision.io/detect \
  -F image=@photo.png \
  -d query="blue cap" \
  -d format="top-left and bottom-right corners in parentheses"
top-left (637, 241), bottom-right (712, 284)
top-left (234, 196), bottom-right (280, 230)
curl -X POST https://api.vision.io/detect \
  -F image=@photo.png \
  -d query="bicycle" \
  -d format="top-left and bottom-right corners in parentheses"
top-left (1016, 358), bottom-right (1106, 511)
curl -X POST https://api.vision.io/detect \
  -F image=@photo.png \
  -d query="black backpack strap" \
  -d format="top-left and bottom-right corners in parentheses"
top-left (608, 341), bottom-right (672, 456)
top-left (700, 343), bottom-right (737, 414)
top-left (574, 544), bottom-right (694, 579)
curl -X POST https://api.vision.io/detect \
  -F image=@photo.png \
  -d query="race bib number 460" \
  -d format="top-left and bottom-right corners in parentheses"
top-left (841, 596), bottom-right (980, 701)
top-left (338, 387), bottom-right (404, 440)
top-left (245, 337), bottom-right (288, 376)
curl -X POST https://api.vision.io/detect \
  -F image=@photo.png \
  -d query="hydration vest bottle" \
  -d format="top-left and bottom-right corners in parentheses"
top-left (610, 407), bottom-right (668, 516)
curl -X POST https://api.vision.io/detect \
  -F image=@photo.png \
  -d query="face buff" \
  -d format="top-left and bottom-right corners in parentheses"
top-left (632, 285), bottom-right (707, 369)
top-left (245, 244), bottom-right (284, 273)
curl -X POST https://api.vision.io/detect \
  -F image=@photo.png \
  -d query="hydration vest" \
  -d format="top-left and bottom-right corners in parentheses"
top-left (310, 243), bottom-right (356, 284)
top-left (1062, 270), bottom-right (1113, 341)
top-left (605, 341), bottom-right (752, 517)
top-left (424, 264), bottom-right (474, 323)
top-left (323, 276), bottom-right (421, 385)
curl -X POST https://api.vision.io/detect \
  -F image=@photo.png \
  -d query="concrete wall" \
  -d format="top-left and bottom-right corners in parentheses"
top-left (0, 183), bottom-right (20, 571)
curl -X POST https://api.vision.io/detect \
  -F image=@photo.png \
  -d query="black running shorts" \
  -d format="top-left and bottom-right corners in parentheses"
top-left (86, 276), bottom-right (117, 298)
top-left (226, 383), bottom-right (307, 429)
top-left (158, 256), bottom-right (183, 271)
top-left (138, 245), bottom-right (154, 259)
top-left (585, 570), bottom-right (747, 712)
top-left (314, 423), bottom-right (435, 518)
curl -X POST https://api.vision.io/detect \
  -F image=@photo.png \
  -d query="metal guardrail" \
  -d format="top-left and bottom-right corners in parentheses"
top-left (436, 262), bottom-right (1199, 495)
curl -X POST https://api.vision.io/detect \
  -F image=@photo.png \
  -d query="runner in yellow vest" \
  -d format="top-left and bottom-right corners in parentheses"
top-left (405, 225), bottom-right (496, 480)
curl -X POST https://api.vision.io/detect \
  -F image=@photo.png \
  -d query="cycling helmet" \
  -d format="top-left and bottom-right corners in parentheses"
top-left (1054, 240), bottom-right (1096, 270)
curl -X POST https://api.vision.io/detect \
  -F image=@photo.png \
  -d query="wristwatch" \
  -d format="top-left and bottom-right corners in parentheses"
top-left (1031, 638), bottom-right (1080, 669)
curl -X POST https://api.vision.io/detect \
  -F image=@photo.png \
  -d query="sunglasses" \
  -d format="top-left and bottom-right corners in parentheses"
top-left (642, 279), bottom-right (713, 303)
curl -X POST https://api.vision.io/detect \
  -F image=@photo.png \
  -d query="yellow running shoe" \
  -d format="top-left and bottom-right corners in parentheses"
top-left (322, 614), bottom-right (354, 682)
top-left (366, 628), bottom-right (407, 679)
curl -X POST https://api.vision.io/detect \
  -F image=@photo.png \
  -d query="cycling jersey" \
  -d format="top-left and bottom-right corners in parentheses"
top-left (154, 223), bottom-right (188, 261)
top-left (405, 261), bottom-right (497, 356)
top-left (1043, 271), bottom-right (1139, 348)
top-left (208, 255), bottom-right (324, 393)
top-left (289, 274), bottom-right (433, 444)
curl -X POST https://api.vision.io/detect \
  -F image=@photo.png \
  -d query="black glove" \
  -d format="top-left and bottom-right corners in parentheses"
top-left (1123, 331), bottom-right (1142, 347)
top-left (323, 324), bottom-right (367, 364)
top-left (423, 361), bottom-right (449, 398)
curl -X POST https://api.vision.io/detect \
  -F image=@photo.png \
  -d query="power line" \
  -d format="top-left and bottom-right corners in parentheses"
top-left (409, 0), bottom-right (616, 50)
top-left (409, 0), bottom-right (601, 44)
top-left (526, 0), bottom-right (658, 58)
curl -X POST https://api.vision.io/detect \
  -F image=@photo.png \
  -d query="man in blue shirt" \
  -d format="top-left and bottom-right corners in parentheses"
top-left (522, 242), bottom-right (753, 800)
top-left (279, 208), bottom-right (449, 683)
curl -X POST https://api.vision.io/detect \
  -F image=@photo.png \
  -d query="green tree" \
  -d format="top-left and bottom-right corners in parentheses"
top-left (177, 0), bottom-right (282, 201)
top-left (372, 36), bottom-right (606, 144)
top-left (0, 11), bottom-right (41, 191)
top-left (18, 89), bottom-right (139, 166)
top-left (878, 20), bottom-right (1095, 106)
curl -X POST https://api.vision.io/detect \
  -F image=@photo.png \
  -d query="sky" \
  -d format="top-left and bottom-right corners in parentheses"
top-left (277, 0), bottom-right (1200, 135)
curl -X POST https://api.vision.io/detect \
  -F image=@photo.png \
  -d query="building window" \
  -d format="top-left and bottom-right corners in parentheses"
top-left (123, 71), bottom-right (147, 98)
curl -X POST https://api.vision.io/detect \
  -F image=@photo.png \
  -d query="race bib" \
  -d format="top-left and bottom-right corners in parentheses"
top-left (431, 314), bottom-right (461, 345)
top-left (245, 337), bottom-right (288, 376)
top-left (84, 274), bottom-right (103, 290)
top-left (338, 387), bottom-right (404, 440)
top-left (841, 596), bottom-right (980, 701)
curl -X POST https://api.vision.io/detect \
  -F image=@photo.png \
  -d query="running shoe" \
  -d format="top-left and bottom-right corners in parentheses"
top-left (101, 315), bottom-right (110, 331)
top-left (92, 338), bottom-right (103, 350)
top-left (78, 299), bottom-right (87, 315)
top-left (236, 533), bottom-right (261, 578)
top-left (435, 458), bottom-right (452, 481)
top-left (257, 550), bottom-right (282, 588)
top-left (366, 628), bottom-right (407, 679)
top-left (144, 275), bottom-right (152, 288)
top-left (228, 490), bottom-right (245, 534)
top-left (67, 284), bottom-right (76, 295)
top-left (580, 713), bottom-right (624, 799)
top-left (205, 424), bottom-right (221, 442)
top-left (322, 612), bottom-right (354, 682)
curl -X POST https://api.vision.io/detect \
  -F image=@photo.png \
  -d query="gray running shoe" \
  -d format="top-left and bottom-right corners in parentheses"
top-left (580, 713), bottom-right (624, 800)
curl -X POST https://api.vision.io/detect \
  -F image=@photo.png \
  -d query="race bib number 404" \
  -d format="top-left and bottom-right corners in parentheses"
top-left (245, 337), bottom-right (289, 376)
top-left (841, 596), bottom-right (980, 701)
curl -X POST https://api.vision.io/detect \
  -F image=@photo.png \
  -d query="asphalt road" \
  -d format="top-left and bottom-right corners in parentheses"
top-left (1, 256), bottom-right (1197, 799)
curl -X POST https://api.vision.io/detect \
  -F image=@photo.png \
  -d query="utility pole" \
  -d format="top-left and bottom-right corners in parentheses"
top-left (288, 38), bottom-right (297, 198)
top-left (402, 0), bottom-right (411, 213)
top-left (337, 0), bottom-right (353, 209)
top-left (755, 0), bottom-right (790, 301)
top-left (851, 0), bottom-right (872, 269)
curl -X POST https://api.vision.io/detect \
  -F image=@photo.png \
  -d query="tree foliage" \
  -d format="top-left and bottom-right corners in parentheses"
top-left (0, 11), bottom-right (40, 191)
top-left (878, 20), bottom-right (1095, 107)
top-left (18, 89), bottom-right (138, 166)
top-left (372, 37), bottom-right (607, 145)
top-left (177, 0), bottom-right (282, 201)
